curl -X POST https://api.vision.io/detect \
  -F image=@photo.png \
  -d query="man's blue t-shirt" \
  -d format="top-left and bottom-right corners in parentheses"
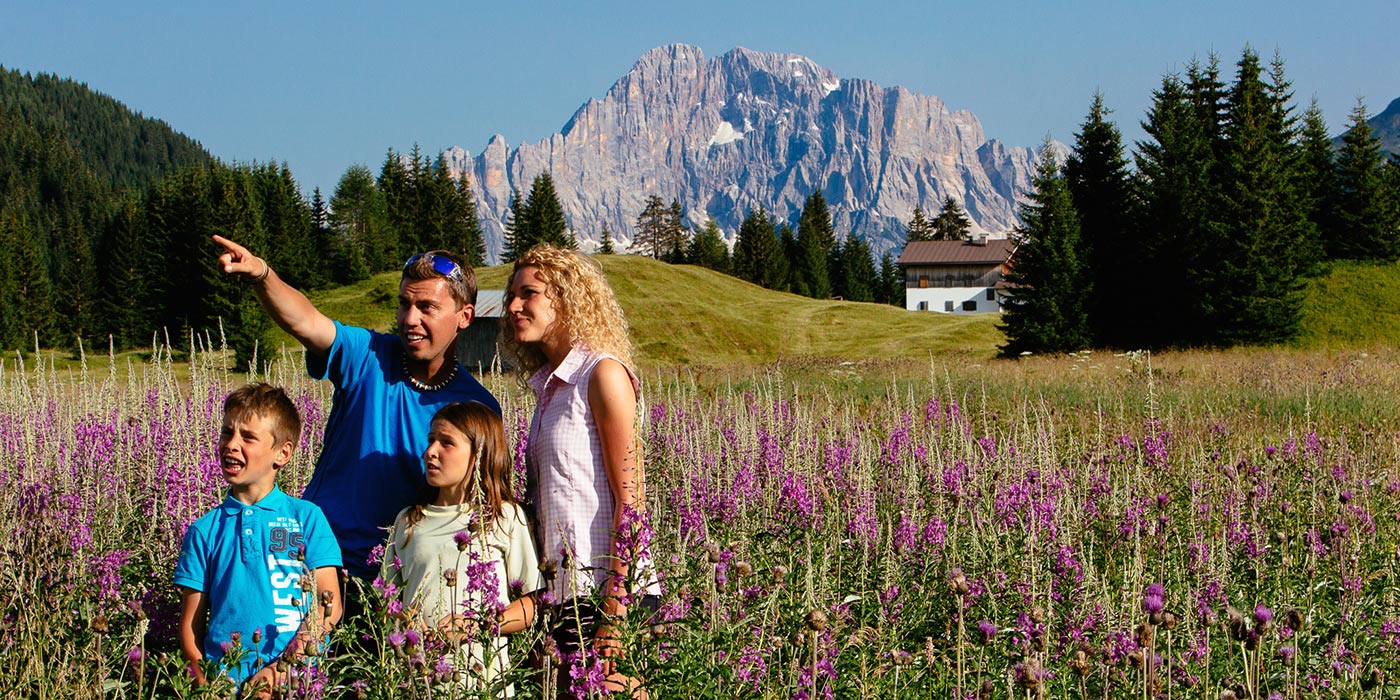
top-left (174, 487), bottom-right (341, 684)
top-left (302, 322), bottom-right (500, 578)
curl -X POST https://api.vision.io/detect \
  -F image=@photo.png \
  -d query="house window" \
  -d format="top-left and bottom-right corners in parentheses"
top-left (963, 300), bottom-right (977, 311)
top-left (985, 288), bottom-right (995, 300)
top-left (919, 276), bottom-right (929, 288)
top-left (944, 300), bottom-right (954, 312)
top-left (917, 301), bottom-right (928, 311)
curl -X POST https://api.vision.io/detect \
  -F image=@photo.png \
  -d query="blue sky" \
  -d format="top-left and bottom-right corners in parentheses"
top-left (5, 1), bottom-right (1397, 196)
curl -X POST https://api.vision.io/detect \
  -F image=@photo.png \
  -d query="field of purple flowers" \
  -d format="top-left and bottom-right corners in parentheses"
top-left (2, 346), bottom-right (1398, 699)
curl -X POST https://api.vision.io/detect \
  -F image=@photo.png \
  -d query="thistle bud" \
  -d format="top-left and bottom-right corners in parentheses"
top-left (1361, 668), bottom-right (1384, 692)
top-left (1282, 608), bottom-right (1304, 632)
top-left (1161, 610), bottom-right (1179, 630)
top-left (949, 568), bottom-right (970, 596)
top-left (539, 559), bottom-right (558, 581)
top-left (444, 568), bottom-right (458, 588)
top-left (301, 574), bottom-right (315, 592)
top-left (733, 561), bottom-right (754, 578)
top-left (1069, 647), bottom-right (1091, 676)
top-left (251, 629), bottom-right (261, 645)
top-left (806, 608), bottom-right (828, 633)
top-left (772, 565), bottom-right (789, 584)
top-left (320, 590), bottom-right (334, 609)
top-left (92, 616), bottom-right (109, 635)
top-left (1226, 607), bottom-right (1249, 642)
top-left (704, 542), bottom-right (722, 563)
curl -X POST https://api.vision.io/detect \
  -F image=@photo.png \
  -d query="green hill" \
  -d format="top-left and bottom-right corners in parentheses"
top-left (290, 255), bottom-right (1004, 368)
top-left (1297, 259), bottom-right (1400, 348)
top-left (0, 67), bottom-right (212, 192)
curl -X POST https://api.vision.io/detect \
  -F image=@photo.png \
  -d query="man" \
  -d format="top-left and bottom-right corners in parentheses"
top-left (213, 235), bottom-right (500, 582)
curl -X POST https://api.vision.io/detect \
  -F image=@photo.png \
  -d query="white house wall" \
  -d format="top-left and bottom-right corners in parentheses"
top-left (905, 286), bottom-right (1001, 314)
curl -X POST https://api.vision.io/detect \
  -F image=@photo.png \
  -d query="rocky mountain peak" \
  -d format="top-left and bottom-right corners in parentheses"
top-left (446, 45), bottom-right (1045, 262)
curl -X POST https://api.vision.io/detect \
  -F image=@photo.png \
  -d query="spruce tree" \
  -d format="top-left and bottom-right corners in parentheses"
top-left (1065, 92), bottom-right (1137, 348)
top-left (632, 194), bottom-right (669, 258)
top-left (838, 235), bottom-right (876, 302)
top-left (904, 206), bottom-right (936, 242)
top-left (687, 217), bottom-right (730, 272)
top-left (733, 207), bottom-right (782, 288)
top-left (376, 148), bottom-right (410, 267)
top-left (1298, 100), bottom-right (1340, 260)
top-left (931, 196), bottom-right (972, 241)
top-left (54, 215), bottom-right (97, 350)
top-left (329, 164), bottom-right (384, 281)
top-left (96, 196), bottom-right (155, 349)
top-left (502, 190), bottom-right (527, 263)
top-left (664, 199), bottom-right (689, 262)
top-left (1209, 48), bottom-right (1311, 345)
top-left (999, 145), bottom-right (1091, 356)
top-left (1333, 100), bottom-right (1400, 261)
top-left (796, 191), bottom-right (834, 298)
top-left (1136, 72), bottom-right (1218, 347)
top-left (878, 251), bottom-right (904, 306)
top-left (597, 223), bottom-right (616, 254)
top-left (520, 173), bottom-right (572, 251)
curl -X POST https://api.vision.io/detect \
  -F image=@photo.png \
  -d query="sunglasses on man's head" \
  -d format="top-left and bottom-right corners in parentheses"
top-left (403, 253), bottom-right (463, 280)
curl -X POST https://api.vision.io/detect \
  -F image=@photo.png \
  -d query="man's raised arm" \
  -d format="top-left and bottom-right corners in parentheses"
top-left (213, 235), bottom-right (337, 357)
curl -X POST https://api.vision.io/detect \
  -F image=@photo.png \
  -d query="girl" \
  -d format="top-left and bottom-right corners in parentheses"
top-left (502, 244), bottom-right (661, 696)
top-left (380, 401), bottom-right (542, 694)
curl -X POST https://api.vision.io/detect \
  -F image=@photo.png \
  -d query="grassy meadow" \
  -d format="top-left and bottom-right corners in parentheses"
top-left (2, 257), bottom-right (1400, 698)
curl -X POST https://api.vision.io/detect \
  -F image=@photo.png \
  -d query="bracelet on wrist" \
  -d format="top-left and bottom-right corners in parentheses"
top-left (251, 259), bottom-right (270, 283)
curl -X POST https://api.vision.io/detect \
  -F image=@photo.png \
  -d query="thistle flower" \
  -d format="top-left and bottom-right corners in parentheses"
top-left (1282, 608), bottom-right (1304, 633)
top-left (443, 568), bottom-right (458, 588)
top-left (733, 560), bottom-right (753, 578)
top-left (388, 630), bottom-right (406, 649)
top-left (806, 608), bottom-right (828, 632)
top-left (1253, 604), bottom-right (1273, 633)
top-left (454, 528), bottom-right (473, 552)
top-left (772, 565), bottom-right (789, 584)
top-left (404, 628), bottom-right (421, 647)
top-left (977, 619), bottom-right (997, 645)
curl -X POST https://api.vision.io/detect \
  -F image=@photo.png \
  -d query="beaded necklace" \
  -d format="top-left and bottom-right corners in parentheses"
top-left (402, 355), bottom-right (458, 392)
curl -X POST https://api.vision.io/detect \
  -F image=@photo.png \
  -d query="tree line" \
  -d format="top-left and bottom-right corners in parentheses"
top-left (626, 192), bottom-right (905, 305)
top-left (1000, 48), bottom-right (1400, 356)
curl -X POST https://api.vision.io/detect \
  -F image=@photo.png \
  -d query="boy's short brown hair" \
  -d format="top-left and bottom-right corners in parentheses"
top-left (223, 383), bottom-right (302, 449)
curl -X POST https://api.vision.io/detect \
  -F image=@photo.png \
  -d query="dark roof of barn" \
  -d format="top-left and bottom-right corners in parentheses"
top-left (898, 239), bottom-right (1016, 266)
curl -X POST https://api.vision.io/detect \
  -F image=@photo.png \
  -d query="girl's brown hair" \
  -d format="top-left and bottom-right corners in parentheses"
top-left (401, 401), bottom-right (518, 541)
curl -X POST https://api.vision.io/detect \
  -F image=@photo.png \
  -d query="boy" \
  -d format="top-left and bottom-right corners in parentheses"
top-left (175, 383), bottom-right (342, 695)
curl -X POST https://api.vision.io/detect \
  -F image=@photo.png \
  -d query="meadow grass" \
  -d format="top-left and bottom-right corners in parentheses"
top-left (2, 341), bottom-right (1398, 699)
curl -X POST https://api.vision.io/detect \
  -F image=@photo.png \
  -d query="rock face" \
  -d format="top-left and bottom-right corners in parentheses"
top-left (444, 44), bottom-right (1045, 261)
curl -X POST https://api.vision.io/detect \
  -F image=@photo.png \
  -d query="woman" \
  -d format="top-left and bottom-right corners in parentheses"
top-left (502, 244), bottom-right (659, 696)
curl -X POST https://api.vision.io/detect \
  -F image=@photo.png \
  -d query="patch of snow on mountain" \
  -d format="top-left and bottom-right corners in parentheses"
top-left (823, 81), bottom-right (840, 96)
top-left (793, 71), bottom-right (804, 78)
top-left (708, 121), bottom-right (744, 147)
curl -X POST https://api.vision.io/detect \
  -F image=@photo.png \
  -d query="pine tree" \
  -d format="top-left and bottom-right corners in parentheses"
top-left (1333, 100), bottom-right (1400, 261)
top-left (999, 144), bottom-right (1091, 356)
top-left (733, 207), bottom-right (782, 289)
top-left (904, 206), bottom-right (936, 243)
top-left (931, 197), bottom-right (972, 241)
top-left (1065, 92), bottom-right (1137, 347)
top-left (687, 217), bottom-right (729, 272)
top-left (796, 191), bottom-right (834, 298)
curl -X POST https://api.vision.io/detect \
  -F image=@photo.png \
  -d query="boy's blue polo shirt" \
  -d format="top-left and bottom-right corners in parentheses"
top-left (174, 487), bottom-right (341, 684)
top-left (301, 321), bottom-right (500, 578)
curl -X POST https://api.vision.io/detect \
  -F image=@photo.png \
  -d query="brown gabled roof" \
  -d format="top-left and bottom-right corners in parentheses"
top-left (898, 238), bottom-right (1016, 266)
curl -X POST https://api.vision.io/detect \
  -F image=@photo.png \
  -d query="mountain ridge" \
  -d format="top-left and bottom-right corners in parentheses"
top-left (443, 44), bottom-right (1045, 261)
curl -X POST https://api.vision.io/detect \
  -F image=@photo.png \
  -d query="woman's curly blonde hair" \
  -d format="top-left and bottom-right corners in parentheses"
top-left (500, 243), bottom-right (633, 375)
